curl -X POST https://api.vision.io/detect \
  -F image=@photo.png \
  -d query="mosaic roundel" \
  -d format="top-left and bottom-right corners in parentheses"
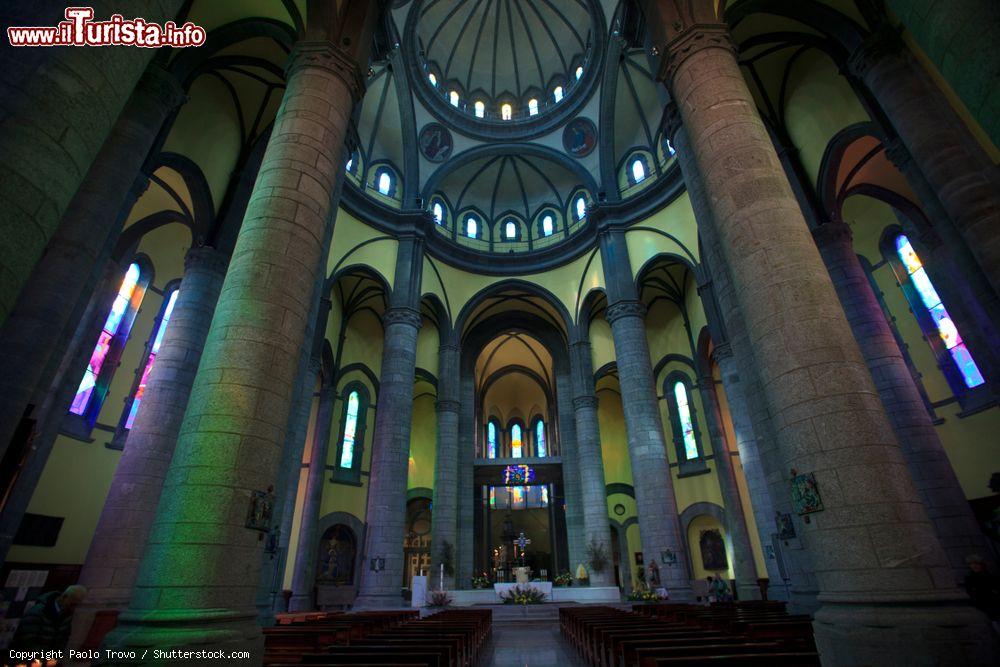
top-left (419, 123), bottom-right (454, 163)
top-left (563, 117), bottom-right (597, 157)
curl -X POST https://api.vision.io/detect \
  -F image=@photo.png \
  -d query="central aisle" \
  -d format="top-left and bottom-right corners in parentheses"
top-left (480, 605), bottom-right (585, 667)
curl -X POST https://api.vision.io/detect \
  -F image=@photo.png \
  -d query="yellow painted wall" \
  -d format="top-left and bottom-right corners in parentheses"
top-left (686, 514), bottom-right (735, 581)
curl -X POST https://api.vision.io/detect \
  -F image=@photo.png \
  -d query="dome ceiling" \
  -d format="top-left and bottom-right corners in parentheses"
top-left (416, 0), bottom-right (594, 104)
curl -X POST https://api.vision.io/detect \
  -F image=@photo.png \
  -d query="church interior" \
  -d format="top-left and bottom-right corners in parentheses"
top-left (1, 0), bottom-right (999, 665)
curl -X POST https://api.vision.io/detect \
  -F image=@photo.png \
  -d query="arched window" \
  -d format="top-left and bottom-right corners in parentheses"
top-left (535, 419), bottom-right (547, 457)
top-left (346, 156), bottom-right (354, 173)
top-left (528, 98), bottom-right (538, 116)
top-left (487, 421), bottom-right (498, 459)
top-left (69, 261), bottom-right (148, 429)
top-left (673, 381), bottom-right (698, 460)
top-left (377, 170), bottom-right (393, 196)
top-left (118, 286), bottom-right (179, 437)
top-left (511, 423), bottom-right (523, 458)
top-left (891, 233), bottom-right (984, 388)
top-left (501, 103), bottom-right (512, 120)
top-left (432, 202), bottom-right (444, 225)
top-left (553, 85), bottom-right (563, 103)
top-left (575, 196), bottom-right (587, 221)
top-left (575, 65), bottom-right (583, 80)
top-left (505, 220), bottom-right (517, 240)
top-left (428, 72), bottom-right (437, 86)
top-left (474, 100), bottom-right (485, 118)
top-left (466, 216), bottom-right (478, 239)
top-left (631, 158), bottom-right (646, 184)
top-left (541, 215), bottom-right (554, 237)
top-left (665, 137), bottom-right (676, 156)
top-left (449, 90), bottom-right (460, 107)
top-left (334, 384), bottom-right (369, 483)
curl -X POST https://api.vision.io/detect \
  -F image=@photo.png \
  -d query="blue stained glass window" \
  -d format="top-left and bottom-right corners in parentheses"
top-left (553, 86), bottom-right (563, 103)
top-left (377, 171), bottom-right (392, 196)
top-left (631, 158), bottom-right (646, 183)
top-left (123, 288), bottom-right (178, 430)
top-left (466, 217), bottom-right (478, 238)
top-left (894, 235), bottom-right (984, 388)
top-left (505, 220), bottom-right (517, 239)
top-left (511, 424), bottom-right (523, 458)
top-left (542, 215), bottom-right (554, 237)
top-left (535, 420), bottom-right (546, 457)
top-left (339, 391), bottom-right (360, 468)
top-left (487, 421), bottom-right (497, 459)
top-left (433, 202), bottom-right (444, 224)
top-left (575, 196), bottom-right (586, 221)
top-left (674, 381), bottom-right (698, 460)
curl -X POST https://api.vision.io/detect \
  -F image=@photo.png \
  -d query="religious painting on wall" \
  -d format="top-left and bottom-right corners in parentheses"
top-left (245, 487), bottom-right (274, 532)
top-left (562, 118), bottom-right (597, 157)
top-left (699, 529), bottom-right (728, 571)
top-left (419, 123), bottom-right (453, 162)
top-left (775, 511), bottom-right (796, 540)
top-left (790, 471), bottom-right (824, 516)
top-left (317, 524), bottom-right (357, 585)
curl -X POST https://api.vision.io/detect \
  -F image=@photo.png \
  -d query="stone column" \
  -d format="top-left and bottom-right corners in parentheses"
top-left (69, 245), bottom-right (227, 647)
top-left (288, 382), bottom-right (336, 610)
top-left (848, 27), bottom-right (1000, 298)
top-left (813, 221), bottom-right (993, 579)
top-left (0, 0), bottom-right (185, 327)
top-left (555, 365), bottom-right (587, 574)
top-left (597, 223), bottom-right (692, 599)
top-left (646, 6), bottom-right (995, 661)
top-left (429, 340), bottom-right (460, 590)
top-left (455, 368), bottom-right (476, 585)
top-left (0, 64), bottom-right (185, 467)
top-left (693, 361), bottom-right (759, 600)
top-left (569, 337), bottom-right (614, 586)
top-left (355, 230), bottom-right (425, 608)
top-left (102, 40), bottom-right (366, 659)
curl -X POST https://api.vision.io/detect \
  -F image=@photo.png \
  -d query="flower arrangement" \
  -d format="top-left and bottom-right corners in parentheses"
top-left (553, 572), bottom-right (573, 587)
top-left (427, 591), bottom-right (453, 608)
top-left (628, 589), bottom-right (665, 602)
top-left (471, 575), bottom-right (491, 589)
top-left (499, 585), bottom-right (547, 605)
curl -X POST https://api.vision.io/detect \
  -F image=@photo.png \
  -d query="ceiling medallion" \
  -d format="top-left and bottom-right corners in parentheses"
top-left (418, 122), bottom-right (453, 162)
top-left (563, 117), bottom-right (597, 157)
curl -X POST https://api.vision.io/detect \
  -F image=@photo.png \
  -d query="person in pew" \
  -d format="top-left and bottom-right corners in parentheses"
top-left (9, 586), bottom-right (87, 652)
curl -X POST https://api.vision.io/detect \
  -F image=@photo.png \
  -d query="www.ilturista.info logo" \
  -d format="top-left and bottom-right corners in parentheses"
top-left (7, 7), bottom-right (206, 48)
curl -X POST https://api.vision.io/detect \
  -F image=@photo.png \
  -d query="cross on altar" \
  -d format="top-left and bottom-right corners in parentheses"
top-left (515, 532), bottom-right (531, 565)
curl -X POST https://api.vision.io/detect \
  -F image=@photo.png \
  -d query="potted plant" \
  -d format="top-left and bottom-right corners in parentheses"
top-left (499, 585), bottom-right (547, 605)
top-left (628, 588), bottom-right (665, 603)
top-left (586, 537), bottom-right (609, 575)
top-left (553, 572), bottom-right (573, 587)
top-left (471, 575), bottom-right (491, 589)
top-left (427, 590), bottom-right (453, 608)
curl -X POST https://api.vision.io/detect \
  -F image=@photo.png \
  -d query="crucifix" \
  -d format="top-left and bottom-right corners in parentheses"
top-left (515, 532), bottom-right (531, 566)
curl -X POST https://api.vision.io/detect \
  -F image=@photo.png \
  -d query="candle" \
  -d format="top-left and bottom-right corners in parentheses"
top-left (440, 563), bottom-right (444, 590)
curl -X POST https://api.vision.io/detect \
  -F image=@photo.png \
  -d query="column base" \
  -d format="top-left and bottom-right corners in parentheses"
top-left (101, 608), bottom-right (263, 666)
top-left (812, 599), bottom-right (999, 666)
top-left (287, 594), bottom-right (313, 613)
top-left (735, 582), bottom-right (761, 601)
top-left (352, 593), bottom-right (408, 610)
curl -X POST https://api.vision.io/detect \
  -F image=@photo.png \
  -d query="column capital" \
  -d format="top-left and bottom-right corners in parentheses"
top-left (573, 395), bottom-right (599, 411)
top-left (286, 40), bottom-right (367, 103)
top-left (383, 306), bottom-right (422, 330)
top-left (435, 399), bottom-right (460, 414)
top-left (184, 245), bottom-right (229, 276)
top-left (710, 342), bottom-right (733, 364)
top-left (657, 23), bottom-right (735, 85)
top-left (661, 101), bottom-right (682, 143)
top-left (882, 136), bottom-right (913, 171)
top-left (811, 221), bottom-right (854, 249)
top-left (135, 63), bottom-right (186, 110)
top-left (605, 299), bottom-right (647, 324)
top-left (845, 23), bottom-right (904, 80)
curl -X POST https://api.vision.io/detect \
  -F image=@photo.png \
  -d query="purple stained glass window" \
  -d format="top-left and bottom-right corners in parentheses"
top-left (674, 381), bottom-right (699, 460)
top-left (894, 235), bottom-right (984, 388)
top-left (535, 420), bottom-right (547, 457)
top-left (487, 421), bottom-right (497, 459)
top-left (70, 263), bottom-right (144, 417)
top-left (123, 289), bottom-right (178, 430)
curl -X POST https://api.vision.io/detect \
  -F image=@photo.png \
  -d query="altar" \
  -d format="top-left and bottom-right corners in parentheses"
top-left (493, 581), bottom-right (552, 600)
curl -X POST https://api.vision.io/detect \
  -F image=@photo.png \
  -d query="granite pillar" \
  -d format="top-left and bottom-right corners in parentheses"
top-left (848, 27), bottom-right (1000, 297)
top-left (69, 246), bottom-right (227, 647)
top-left (0, 64), bottom-right (184, 467)
top-left (355, 229), bottom-right (426, 607)
top-left (555, 365), bottom-right (587, 575)
top-left (568, 338), bottom-right (614, 586)
top-left (429, 340), bottom-right (460, 590)
top-left (102, 40), bottom-right (366, 659)
top-left (646, 6), bottom-right (996, 661)
top-left (694, 362), bottom-right (759, 600)
top-left (288, 382), bottom-right (336, 610)
top-left (813, 221), bottom-right (993, 580)
top-left (598, 224), bottom-right (692, 599)
top-left (0, 0), bottom-right (185, 327)
top-left (455, 368), bottom-right (476, 586)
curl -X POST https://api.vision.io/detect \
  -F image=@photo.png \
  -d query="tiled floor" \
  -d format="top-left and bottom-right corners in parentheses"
top-left (483, 620), bottom-right (584, 666)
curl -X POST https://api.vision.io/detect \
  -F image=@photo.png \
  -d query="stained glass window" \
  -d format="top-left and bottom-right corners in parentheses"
top-left (432, 202), bottom-right (444, 224)
top-left (501, 103), bottom-right (512, 120)
top-left (631, 158), bottom-right (646, 183)
top-left (466, 217), bottom-right (478, 238)
top-left (894, 234), bottom-right (984, 388)
top-left (377, 171), bottom-right (392, 196)
top-left (122, 288), bottom-right (178, 430)
top-left (505, 220), bottom-right (517, 239)
top-left (674, 381), bottom-right (698, 460)
top-left (428, 72), bottom-right (437, 86)
top-left (487, 421), bottom-right (497, 459)
top-left (575, 196), bottom-right (587, 221)
top-left (575, 66), bottom-right (583, 80)
top-left (449, 90), bottom-right (460, 106)
top-left (511, 423), bottom-right (523, 458)
top-left (339, 390), bottom-right (361, 468)
top-left (535, 420), bottom-right (546, 457)
top-left (474, 100), bottom-right (485, 118)
top-left (528, 98), bottom-right (538, 116)
top-left (553, 86), bottom-right (563, 103)
top-left (70, 262), bottom-right (145, 418)
top-left (346, 157), bottom-right (354, 172)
